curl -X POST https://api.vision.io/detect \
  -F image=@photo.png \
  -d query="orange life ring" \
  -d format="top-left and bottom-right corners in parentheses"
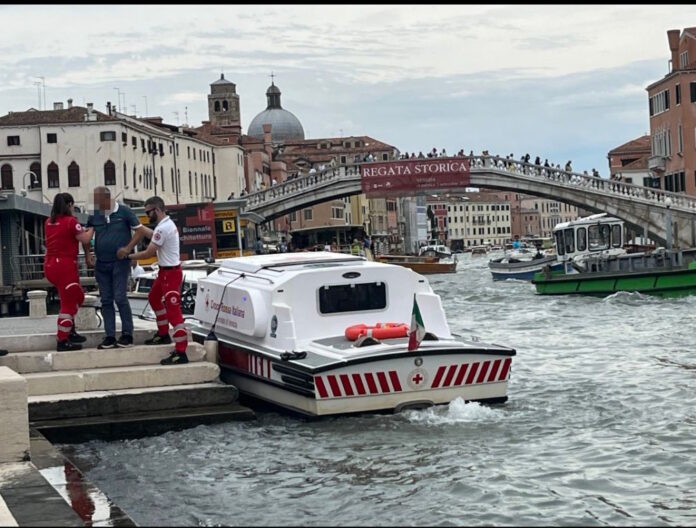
top-left (345, 322), bottom-right (410, 341)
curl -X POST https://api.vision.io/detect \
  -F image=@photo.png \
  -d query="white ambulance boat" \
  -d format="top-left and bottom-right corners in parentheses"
top-left (189, 252), bottom-right (516, 417)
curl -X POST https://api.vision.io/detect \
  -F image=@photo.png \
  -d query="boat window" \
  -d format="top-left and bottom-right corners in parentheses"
top-left (564, 228), bottom-right (575, 254)
top-left (318, 282), bottom-right (386, 314)
top-left (555, 231), bottom-right (565, 256)
top-left (611, 224), bottom-right (622, 248)
top-left (577, 227), bottom-right (587, 252)
top-left (588, 224), bottom-right (611, 251)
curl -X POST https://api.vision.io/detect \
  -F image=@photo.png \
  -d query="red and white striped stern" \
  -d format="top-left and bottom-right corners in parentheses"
top-left (312, 354), bottom-right (513, 415)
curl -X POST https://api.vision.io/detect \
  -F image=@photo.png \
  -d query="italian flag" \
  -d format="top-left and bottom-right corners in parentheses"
top-left (408, 294), bottom-right (426, 351)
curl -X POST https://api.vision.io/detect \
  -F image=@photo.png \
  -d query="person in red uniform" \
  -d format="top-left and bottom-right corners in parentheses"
top-left (117, 196), bottom-right (189, 365)
top-left (44, 193), bottom-right (94, 351)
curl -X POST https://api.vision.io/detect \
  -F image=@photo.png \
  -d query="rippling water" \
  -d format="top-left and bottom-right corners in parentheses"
top-left (60, 254), bottom-right (696, 526)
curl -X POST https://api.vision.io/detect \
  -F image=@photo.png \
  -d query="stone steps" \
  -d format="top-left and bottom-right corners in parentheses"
top-left (0, 342), bottom-right (211, 374)
top-left (28, 382), bottom-right (240, 421)
top-left (24, 362), bottom-right (220, 396)
top-left (1, 327), bottom-right (165, 354)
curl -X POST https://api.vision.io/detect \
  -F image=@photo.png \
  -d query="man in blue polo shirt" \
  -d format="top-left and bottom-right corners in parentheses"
top-left (87, 186), bottom-right (143, 349)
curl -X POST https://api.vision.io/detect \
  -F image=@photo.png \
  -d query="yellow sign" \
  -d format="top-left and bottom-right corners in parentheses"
top-left (221, 219), bottom-right (236, 233)
top-left (215, 210), bottom-right (238, 219)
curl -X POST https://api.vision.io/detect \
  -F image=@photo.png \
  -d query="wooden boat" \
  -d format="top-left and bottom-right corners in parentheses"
top-left (488, 252), bottom-right (562, 281)
top-left (189, 252), bottom-right (515, 417)
top-left (376, 254), bottom-right (457, 274)
top-left (532, 214), bottom-right (696, 297)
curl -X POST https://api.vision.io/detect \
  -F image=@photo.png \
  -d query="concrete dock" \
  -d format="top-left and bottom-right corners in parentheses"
top-left (0, 312), bottom-right (255, 526)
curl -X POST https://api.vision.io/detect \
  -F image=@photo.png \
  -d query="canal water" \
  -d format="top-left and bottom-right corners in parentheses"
top-left (60, 253), bottom-right (696, 526)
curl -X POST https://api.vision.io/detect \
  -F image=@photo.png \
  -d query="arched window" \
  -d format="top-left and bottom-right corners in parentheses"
top-left (123, 162), bottom-right (127, 187)
top-left (171, 168), bottom-right (174, 192)
top-left (29, 162), bottom-right (41, 188)
top-left (189, 171), bottom-right (192, 196)
top-left (222, 100), bottom-right (229, 111)
top-left (67, 161), bottom-right (80, 187)
top-left (47, 162), bottom-right (59, 188)
top-left (133, 164), bottom-right (137, 189)
top-left (195, 172), bottom-right (198, 196)
top-left (0, 164), bottom-right (13, 190)
top-left (214, 101), bottom-right (220, 112)
top-left (160, 166), bottom-right (164, 192)
top-left (104, 160), bottom-right (116, 186)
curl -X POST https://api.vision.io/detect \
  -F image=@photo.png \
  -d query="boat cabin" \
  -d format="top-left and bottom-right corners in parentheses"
top-left (552, 213), bottom-right (623, 262)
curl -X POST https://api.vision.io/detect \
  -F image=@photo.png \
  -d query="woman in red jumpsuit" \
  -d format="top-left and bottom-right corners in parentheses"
top-left (44, 193), bottom-right (94, 351)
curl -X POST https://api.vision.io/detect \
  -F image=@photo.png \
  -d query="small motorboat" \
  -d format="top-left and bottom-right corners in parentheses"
top-left (376, 254), bottom-right (457, 274)
top-left (488, 250), bottom-right (562, 281)
top-left (418, 241), bottom-right (453, 259)
top-left (189, 252), bottom-right (515, 417)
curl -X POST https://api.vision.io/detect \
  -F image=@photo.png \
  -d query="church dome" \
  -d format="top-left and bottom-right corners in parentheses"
top-left (247, 82), bottom-right (305, 142)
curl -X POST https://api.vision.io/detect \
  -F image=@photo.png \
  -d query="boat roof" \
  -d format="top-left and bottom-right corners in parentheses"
top-left (220, 251), bottom-right (367, 274)
top-left (553, 213), bottom-right (623, 232)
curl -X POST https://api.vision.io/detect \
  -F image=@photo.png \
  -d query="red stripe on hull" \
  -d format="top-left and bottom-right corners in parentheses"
top-left (498, 358), bottom-right (512, 381)
top-left (352, 373), bottom-right (366, 395)
top-left (315, 376), bottom-right (329, 398)
top-left (454, 363), bottom-right (468, 386)
top-left (465, 362), bottom-right (480, 385)
top-left (327, 375), bottom-right (342, 397)
top-left (476, 361), bottom-right (491, 384)
top-left (430, 366), bottom-right (446, 388)
top-left (339, 374), bottom-right (354, 396)
top-left (442, 364), bottom-right (458, 387)
top-left (376, 372), bottom-right (390, 393)
top-left (364, 373), bottom-right (379, 394)
top-left (388, 371), bottom-right (402, 392)
top-left (487, 359), bottom-right (501, 382)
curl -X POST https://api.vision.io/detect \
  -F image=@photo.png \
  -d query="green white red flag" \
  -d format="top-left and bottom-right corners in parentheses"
top-left (408, 294), bottom-right (425, 351)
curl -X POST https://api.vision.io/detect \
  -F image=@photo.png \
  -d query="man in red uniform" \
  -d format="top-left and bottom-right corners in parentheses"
top-left (117, 196), bottom-right (189, 365)
top-left (44, 193), bottom-right (94, 351)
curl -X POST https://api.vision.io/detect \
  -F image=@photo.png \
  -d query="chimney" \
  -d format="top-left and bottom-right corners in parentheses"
top-left (67, 98), bottom-right (73, 109)
top-left (53, 102), bottom-right (64, 110)
top-left (667, 29), bottom-right (680, 71)
top-left (86, 102), bottom-right (94, 112)
top-left (263, 124), bottom-right (273, 157)
top-left (106, 101), bottom-right (111, 115)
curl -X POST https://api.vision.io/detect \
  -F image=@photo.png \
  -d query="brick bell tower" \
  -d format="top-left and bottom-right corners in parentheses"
top-left (207, 73), bottom-right (241, 133)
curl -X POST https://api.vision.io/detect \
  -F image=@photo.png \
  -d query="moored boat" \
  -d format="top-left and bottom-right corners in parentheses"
top-left (376, 254), bottom-right (457, 274)
top-left (489, 251), bottom-right (562, 281)
top-left (189, 252), bottom-right (515, 417)
top-left (532, 213), bottom-right (696, 297)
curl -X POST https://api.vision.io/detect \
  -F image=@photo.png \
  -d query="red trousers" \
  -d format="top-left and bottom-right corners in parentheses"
top-left (44, 256), bottom-right (84, 342)
top-left (148, 267), bottom-right (188, 353)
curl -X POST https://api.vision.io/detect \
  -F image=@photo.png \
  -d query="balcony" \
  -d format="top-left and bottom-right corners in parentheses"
top-left (648, 155), bottom-right (667, 172)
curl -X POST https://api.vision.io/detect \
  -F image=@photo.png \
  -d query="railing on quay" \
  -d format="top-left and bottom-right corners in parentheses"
top-left (14, 254), bottom-right (95, 282)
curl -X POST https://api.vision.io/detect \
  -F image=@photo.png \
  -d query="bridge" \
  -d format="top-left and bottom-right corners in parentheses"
top-left (244, 156), bottom-right (696, 248)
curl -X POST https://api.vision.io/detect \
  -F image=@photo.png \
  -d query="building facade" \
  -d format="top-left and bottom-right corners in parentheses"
top-left (646, 27), bottom-right (696, 195)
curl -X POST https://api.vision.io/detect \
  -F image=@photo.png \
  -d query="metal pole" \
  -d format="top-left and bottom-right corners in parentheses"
top-left (665, 198), bottom-right (673, 249)
top-left (235, 214), bottom-right (243, 257)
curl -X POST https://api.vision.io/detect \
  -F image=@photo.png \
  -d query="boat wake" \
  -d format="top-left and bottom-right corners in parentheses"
top-left (402, 398), bottom-right (504, 425)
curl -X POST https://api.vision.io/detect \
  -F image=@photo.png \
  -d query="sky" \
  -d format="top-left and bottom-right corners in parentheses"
top-left (1, 4), bottom-right (694, 174)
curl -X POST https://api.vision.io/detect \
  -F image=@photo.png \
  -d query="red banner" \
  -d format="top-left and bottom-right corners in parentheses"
top-left (361, 158), bottom-right (470, 197)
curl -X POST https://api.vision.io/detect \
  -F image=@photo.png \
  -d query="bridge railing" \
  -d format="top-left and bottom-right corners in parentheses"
top-left (471, 155), bottom-right (696, 212)
top-left (245, 164), bottom-right (361, 210)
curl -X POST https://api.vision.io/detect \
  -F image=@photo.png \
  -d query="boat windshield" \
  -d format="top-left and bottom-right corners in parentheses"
top-left (563, 228), bottom-right (575, 254)
top-left (555, 231), bottom-right (565, 256)
top-left (588, 224), bottom-right (611, 251)
top-left (612, 224), bottom-right (622, 248)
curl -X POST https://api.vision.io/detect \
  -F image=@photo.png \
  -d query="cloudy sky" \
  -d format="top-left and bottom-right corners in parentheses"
top-left (1, 5), bottom-right (694, 173)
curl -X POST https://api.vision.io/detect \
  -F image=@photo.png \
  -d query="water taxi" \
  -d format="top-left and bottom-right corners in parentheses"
top-left (376, 254), bottom-right (457, 274)
top-left (532, 214), bottom-right (696, 297)
top-left (418, 241), bottom-right (453, 259)
top-left (189, 252), bottom-right (515, 417)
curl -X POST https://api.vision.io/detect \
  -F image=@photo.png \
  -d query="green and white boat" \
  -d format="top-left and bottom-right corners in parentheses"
top-left (532, 213), bottom-right (696, 297)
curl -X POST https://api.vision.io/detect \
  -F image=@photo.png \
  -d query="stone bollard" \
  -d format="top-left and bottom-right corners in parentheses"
top-left (75, 294), bottom-right (99, 331)
top-left (26, 290), bottom-right (47, 319)
top-left (0, 367), bottom-right (30, 463)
